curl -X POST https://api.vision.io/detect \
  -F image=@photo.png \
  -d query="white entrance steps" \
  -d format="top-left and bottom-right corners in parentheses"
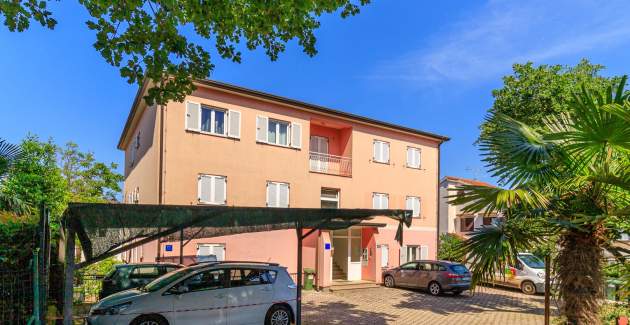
top-left (329, 280), bottom-right (380, 292)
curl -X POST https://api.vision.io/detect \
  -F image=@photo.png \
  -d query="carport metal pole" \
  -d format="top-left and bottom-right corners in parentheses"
top-left (544, 255), bottom-right (550, 325)
top-left (63, 227), bottom-right (75, 325)
top-left (296, 220), bottom-right (303, 325)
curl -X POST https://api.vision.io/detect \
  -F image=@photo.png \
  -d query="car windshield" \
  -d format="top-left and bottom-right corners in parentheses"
top-left (141, 267), bottom-right (195, 292)
top-left (449, 264), bottom-right (469, 274)
top-left (519, 254), bottom-right (545, 269)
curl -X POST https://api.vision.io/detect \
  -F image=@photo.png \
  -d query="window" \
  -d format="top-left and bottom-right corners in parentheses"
top-left (400, 262), bottom-right (418, 270)
top-left (406, 147), bottom-right (421, 169)
top-left (130, 266), bottom-right (159, 279)
top-left (320, 188), bottom-right (339, 209)
top-left (267, 181), bottom-right (289, 207)
top-left (198, 175), bottom-right (227, 205)
top-left (483, 216), bottom-right (495, 226)
top-left (372, 140), bottom-right (390, 163)
top-left (197, 243), bottom-right (225, 261)
top-left (256, 116), bottom-right (302, 148)
top-left (200, 106), bottom-right (226, 135)
top-left (406, 196), bottom-right (421, 218)
top-left (406, 245), bottom-right (420, 262)
top-left (229, 269), bottom-right (277, 287)
top-left (185, 101), bottom-right (240, 138)
top-left (460, 217), bottom-right (474, 232)
top-left (402, 245), bottom-right (429, 263)
top-left (130, 132), bottom-right (140, 166)
top-left (177, 269), bottom-right (226, 293)
top-left (372, 193), bottom-right (389, 209)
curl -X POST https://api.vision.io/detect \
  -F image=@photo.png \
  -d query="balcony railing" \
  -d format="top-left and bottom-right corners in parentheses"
top-left (309, 152), bottom-right (352, 177)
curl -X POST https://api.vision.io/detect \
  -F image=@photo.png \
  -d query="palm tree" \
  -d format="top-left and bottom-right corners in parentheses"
top-left (451, 77), bottom-right (630, 324)
top-left (0, 138), bottom-right (29, 215)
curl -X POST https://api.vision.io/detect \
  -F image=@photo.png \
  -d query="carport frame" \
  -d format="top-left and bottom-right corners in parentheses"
top-left (61, 203), bottom-right (412, 325)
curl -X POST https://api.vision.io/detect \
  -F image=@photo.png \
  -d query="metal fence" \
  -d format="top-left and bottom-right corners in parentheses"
top-left (0, 269), bottom-right (33, 324)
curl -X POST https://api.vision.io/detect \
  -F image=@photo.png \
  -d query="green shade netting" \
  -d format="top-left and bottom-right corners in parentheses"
top-left (62, 203), bottom-right (412, 267)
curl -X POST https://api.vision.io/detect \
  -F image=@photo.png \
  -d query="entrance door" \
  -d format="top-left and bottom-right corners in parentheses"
top-left (330, 228), bottom-right (363, 281)
top-left (380, 245), bottom-right (389, 268)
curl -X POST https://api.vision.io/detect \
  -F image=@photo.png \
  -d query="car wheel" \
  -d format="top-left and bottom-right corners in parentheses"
top-left (384, 275), bottom-right (395, 288)
top-left (428, 281), bottom-right (442, 296)
top-left (131, 314), bottom-right (168, 325)
top-left (265, 304), bottom-right (291, 325)
top-left (521, 281), bottom-right (537, 295)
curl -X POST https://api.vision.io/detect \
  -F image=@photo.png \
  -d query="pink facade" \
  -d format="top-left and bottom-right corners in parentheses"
top-left (118, 80), bottom-right (447, 288)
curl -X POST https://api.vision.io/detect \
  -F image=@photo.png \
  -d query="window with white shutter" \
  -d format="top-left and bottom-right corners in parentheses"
top-left (267, 181), bottom-right (289, 207)
top-left (200, 106), bottom-right (227, 135)
top-left (186, 101), bottom-right (201, 131)
top-left (406, 196), bottom-right (421, 218)
top-left (198, 175), bottom-right (227, 205)
top-left (420, 245), bottom-right (429, 260)
top-left (406, 147), bottom-right (421, 169)
top-left (372, 192), bottom-right (389, 209)
top-left (227, 110), bottom-right (241, 138)
top-left (373, 140), bottom-right (390, 163)
top-left (290, 123), bottom-right (302, 149)
top-left (256, 116), bottom-right (269, 142)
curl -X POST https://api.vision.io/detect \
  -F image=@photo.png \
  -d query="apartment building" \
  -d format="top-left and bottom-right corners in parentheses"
top-left (118, 79), bottom-right (449, 288)
top-left (439, 176), bottom-right (502, 237)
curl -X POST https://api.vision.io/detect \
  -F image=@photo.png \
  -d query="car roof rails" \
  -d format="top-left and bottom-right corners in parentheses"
top-left (190, 261), bottom-right (280, 267)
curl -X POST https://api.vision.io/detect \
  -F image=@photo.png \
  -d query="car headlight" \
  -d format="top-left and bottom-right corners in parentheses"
top-left (537, 272), bottom-right (545, 279)
top-left (91, 302), bottom-right (132, 316)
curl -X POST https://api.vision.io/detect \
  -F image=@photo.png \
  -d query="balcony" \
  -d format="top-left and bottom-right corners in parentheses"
top-left (309, 151), bottom-right (352, 177)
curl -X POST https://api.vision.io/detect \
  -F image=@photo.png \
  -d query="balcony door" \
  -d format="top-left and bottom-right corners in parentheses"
top-left (310, 136), bottom-right (329, 172)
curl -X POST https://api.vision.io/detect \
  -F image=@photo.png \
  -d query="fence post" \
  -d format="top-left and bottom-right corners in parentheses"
top-left (27, 249), bottom-right (41, 325)
top-left (63, 228), bottom-right (75, 325)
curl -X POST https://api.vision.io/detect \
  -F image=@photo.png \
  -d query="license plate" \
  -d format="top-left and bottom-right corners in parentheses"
top-left (462, 277), bottom-right (471, 281)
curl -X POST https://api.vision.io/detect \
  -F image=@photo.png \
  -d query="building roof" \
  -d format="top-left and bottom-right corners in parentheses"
top-left (442, 176), bottom-right (495, 188)
top-left (117, 79), bottom-right (450, 149)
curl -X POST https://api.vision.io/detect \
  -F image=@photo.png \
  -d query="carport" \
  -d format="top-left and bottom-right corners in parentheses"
top-left (61, 203), bottom-right (412, 325)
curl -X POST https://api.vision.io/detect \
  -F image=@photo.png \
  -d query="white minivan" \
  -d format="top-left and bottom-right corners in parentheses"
top-left (87, 262), bottom-right (297, 325)
top-left (493, 253), bottom-right (546, 295)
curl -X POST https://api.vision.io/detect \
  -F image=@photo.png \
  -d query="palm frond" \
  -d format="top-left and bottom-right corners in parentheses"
top-left (448, 184), bottom-right (549, 215)
top-left (0, 191), bottom-right (31, 216)
top-left (0, 138), bottom-right (24, 178)
top-left (479, 114), bottom-right (560, 187)
top-left (458, 217), bottom-right (552, 290)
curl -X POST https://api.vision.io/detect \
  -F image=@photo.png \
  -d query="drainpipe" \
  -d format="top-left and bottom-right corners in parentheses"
top-left (436, 142), bottom-right (442, 255)
top-left (156, 104), bottom-right (166, 261)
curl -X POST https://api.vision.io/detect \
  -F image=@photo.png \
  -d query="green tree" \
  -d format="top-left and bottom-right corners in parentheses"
top-left (1, 135), bottom-right (68, 220)
top-left (437, 233), bottom-right (465, 262)
top-left (0, 0), bottom-right (370, 105)
top-left (452, 77), bottom-right (630, 324)
top-left (0, 138), bottom-right (29, 215)
top-left (481, 59), bottom-right (619, 140)
top-left (59, 142), bottom-right (123, 203)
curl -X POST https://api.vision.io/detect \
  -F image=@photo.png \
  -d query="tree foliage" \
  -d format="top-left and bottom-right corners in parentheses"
top-left (481, 59), bottom-right (620, 142)
top-left (453, 74), bottom-right (630, 324)
top-left (437, 233), bottom-right (465, 263)
top-left (1, 0), bottom-right (370, 105)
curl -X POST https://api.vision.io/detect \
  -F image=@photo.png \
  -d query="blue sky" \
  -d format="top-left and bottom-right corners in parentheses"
top-left (2, 0), bottom-right (630, 185)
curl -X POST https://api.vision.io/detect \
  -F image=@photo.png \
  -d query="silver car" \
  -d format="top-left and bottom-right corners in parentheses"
top-left (383, 260), bottom-right (471, 296)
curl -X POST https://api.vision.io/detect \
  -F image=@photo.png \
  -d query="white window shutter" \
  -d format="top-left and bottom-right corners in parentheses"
top-left (267, 182), bottom-right (277, 207)
top-left (407, 148), bottom-right (413, 167)
top-left (186, 101), bottom-right (201, 131)
top-left (198, 175), bottom-right (212, 202)
top-left (382, 195), bottom-right (389, 209)
top-left (383, 142), bottom-right (390, 163)
top-left (214, 176), bottom-right (226, 204)
top-left (227, 110), bottom-right (241, 138)
top-left (372, 194), bottom-right (379, 209)
top-left (256, 116), bottom-right (268, 142)
top-left (406, 197), bottom-right (413, 212)
top-left (290, 123), bottom-right (302, 149)
top-left (416, 149), bottom-right (421, 168)
top-left (421, 246), bottom-right (429, 260)
top-left (400, 245), bottom-right (408, 264)
top-left (416, 198), bottom-right (421, 218)
top-left (373, 141), bottom-right (380, 161)
top-left (279, 183), bottom-right (289, 207)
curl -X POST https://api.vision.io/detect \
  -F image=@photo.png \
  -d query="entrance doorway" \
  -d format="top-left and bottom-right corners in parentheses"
top-left (331, 228), bottom-right (362, 281)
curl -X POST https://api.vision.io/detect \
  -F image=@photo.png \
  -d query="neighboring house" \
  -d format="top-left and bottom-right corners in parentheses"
top-left (439, 176), bottom-right (502, 237)
top-left (117, 79), bottom-right (449, 288)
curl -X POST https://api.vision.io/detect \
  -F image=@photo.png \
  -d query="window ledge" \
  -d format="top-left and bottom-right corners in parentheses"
top-left (256, 140), bottom-right (300, 150)
top-left (197, 201), bottom-right (226, 206)
top-left (186, 129), bottom-right (239, 140)
top-left (371, 160), bottom-right (390, 165)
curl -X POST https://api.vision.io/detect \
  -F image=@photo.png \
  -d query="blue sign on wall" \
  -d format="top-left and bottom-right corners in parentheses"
top-left (165, 244), bottom-right (173, 252)
top-left (324, 243), bottom-right (331, 250)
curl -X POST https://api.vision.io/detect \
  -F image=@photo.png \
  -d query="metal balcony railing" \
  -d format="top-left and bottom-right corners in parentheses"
top-left (309, 152), bottom-right (352, 177)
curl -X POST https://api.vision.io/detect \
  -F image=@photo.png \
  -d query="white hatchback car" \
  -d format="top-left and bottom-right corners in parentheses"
top-left (87, 262), bottom-right (297, 325)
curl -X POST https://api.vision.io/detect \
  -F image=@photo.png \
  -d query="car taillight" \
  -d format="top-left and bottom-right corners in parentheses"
top-left (447, 273), bottom-right (463, 279)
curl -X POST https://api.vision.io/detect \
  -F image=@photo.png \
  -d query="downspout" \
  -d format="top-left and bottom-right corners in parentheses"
top-left (436, 142), bottom-right (442, 255)
top-left (156, 104), bottom-right (165, 261)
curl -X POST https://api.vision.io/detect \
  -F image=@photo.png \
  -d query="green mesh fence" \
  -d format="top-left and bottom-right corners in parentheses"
top-left (62, 203), bottom-right (412, 268)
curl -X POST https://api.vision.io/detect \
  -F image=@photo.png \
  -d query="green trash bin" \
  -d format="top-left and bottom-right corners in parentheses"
top-left (303, 268), bottom-right (315, 290)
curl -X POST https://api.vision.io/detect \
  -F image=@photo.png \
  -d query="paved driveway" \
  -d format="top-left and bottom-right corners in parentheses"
top-left (302, 286), bottom-right (554, 324)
